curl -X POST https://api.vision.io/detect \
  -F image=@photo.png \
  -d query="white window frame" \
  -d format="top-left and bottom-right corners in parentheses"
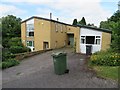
top-left (26, 41), bottom-right (34, 47)
top-left (81, 35), bottom-right (101, 45)
top-left (95, 36), bottom-right (101, 45)
top-left (26, 24), bottom-right (34, 37)
top-left (81, 36), bottom-right (86, 44)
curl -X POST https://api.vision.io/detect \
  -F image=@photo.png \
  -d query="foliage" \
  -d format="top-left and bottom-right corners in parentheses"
top-left (0, 58), bottom-right (20, 69)
top-left (90, 50), bottom-right (120, 66)
top-left (8, 37), bottom-right (23, 47)
top-left (111, 21), bottom-right (120, 52)
top-left (9, 46), bottom-right (31, 54)
top-left (72, 19), bottom-right (78, 25)
top-left (78, 17), bottom-right (86, 25)
top-left (2, 49), bottom-right (16, 61)
top-left (100, 10), bottom-right (120, 52)
top-left (2, 15), bottom-right (21, 48)
top-left (108, 10), bottom-right (120, 22)
top-left (7, 37), bottom-right (31, 54)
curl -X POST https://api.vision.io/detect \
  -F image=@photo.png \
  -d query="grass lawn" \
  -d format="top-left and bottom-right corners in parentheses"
top-left (93, 66), bottom-right (119, 81)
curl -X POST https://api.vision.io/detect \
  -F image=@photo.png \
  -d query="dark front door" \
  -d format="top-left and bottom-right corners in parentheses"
top-left (68, 34), bottom-right (74, 47)
top-left (86, 45), bottom-right (92, 55)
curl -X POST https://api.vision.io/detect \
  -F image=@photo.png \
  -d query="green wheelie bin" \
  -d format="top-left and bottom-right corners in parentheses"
top-left (52, 52), bottom-right (67, 75)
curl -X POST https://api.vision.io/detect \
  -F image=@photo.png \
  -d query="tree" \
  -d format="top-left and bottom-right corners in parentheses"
top-left (111, 21), bottom-right (120, 52)
top-left (99, 10), bottom-right (120, 52)
top-left (72, 19), bottom-right (77, 25)
top-left (108, 10), bottom-right (120, 22)
top-left (78, 17), bottom-right (86, 25)
top-left (2, 15), bottom-right (22, 48)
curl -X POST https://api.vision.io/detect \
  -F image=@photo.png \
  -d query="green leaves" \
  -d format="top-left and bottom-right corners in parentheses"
top-left (78, 17), bottom-right (86, 25)
top-left (2, 15), bottom-right (22, 48)
top-left (99, 10), bottom-right (120, 53)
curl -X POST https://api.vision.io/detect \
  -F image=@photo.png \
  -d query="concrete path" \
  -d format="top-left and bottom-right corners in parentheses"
top-left (2, 48), bottom-right (118, 88)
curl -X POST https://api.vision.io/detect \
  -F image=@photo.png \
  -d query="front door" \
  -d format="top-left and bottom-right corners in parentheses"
top-left (68, 34), bottom-right (74, 47)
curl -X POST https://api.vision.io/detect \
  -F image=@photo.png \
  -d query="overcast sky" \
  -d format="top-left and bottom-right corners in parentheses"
top-left (0, 0), bottom-right (119, 26)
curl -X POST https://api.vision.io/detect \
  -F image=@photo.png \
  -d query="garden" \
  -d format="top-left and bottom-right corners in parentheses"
top-left (88, 10), bottom-right (120, 81)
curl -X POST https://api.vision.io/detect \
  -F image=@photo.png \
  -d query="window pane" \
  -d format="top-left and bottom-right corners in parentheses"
top-left (96, 36), bottom-right (100, 38)
top-left (86, 36), bottom-right (95, 44)
top-left (81, 39), bottom-right (85, 44)
top-left (29, 41), bottom-right (32, 46)
top-left (96, 39), bottom-right (100, 45)
top-left (29, 32), bottom-right (34, 36)
top-left (27, 24), bottom-right (34, 31)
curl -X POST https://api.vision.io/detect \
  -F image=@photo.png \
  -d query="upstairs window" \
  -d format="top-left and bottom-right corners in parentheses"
top-left (26, 24), bottom-right (34, 37)
top-left (55, 23), bottom-right (58, 32)
top-left (61, 25), bottom-right (63, 32)
top-left (27, 24), bottom-right (34, 31)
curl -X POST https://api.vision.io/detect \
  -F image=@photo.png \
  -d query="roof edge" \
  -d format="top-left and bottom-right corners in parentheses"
top-left (21, 16), bottom-right (77, 27)
top-left (77, 24), bottom-right (112, 33)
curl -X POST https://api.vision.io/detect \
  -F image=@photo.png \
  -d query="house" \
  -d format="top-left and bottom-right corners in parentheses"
top-left (21, 16), bottom-right (111, 54)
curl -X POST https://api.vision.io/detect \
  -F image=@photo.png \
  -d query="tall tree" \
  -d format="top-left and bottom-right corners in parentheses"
top-left (2, 15), bottom-right (22, 48)
top-left (111, 21), bottom-right (120, 52)
top-left (78, 17), bottom-right (86, 25)
top-left (72, 19), bottom-right (77, 25)
top-left (100, 10), bottom-right (120, 52)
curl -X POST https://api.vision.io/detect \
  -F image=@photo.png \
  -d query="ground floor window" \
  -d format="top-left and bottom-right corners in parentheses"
top-left (27, 41), bottom-right (34, 47)
top-left (81, 36), bottom-right (101, 45)
top-left (86, 36), bottom-right (95, 44)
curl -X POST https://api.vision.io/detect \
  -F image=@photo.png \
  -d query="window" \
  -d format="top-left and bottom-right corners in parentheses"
top-left (29, 32), bottom-right (34, 37)
top-left (55, 23), bottom-right (58, 32)
top-left (61, 25), bottom-right (63, 32)
top-left (81, 35), bottom-right (101, 45)
top-left (96, 36), bottom-right (101, 45)
top-left (86, 36), bottom-right (95, 44)
top-left (27, 24), bottom-right (34, 31)
top-left (27, 41), bottom-right (34, 47)
top-left (26, 24), bottom-right (34, 37)
top-left (81, 36), bottom-right (85, 44)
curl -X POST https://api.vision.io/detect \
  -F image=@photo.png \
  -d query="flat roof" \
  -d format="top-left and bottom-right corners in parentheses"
top-left (77, 25), bottom-right (112, 33)
top-left (21, 16), bottom-right (112, 34)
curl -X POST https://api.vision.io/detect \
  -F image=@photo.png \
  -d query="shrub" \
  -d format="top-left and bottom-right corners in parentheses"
top-left (90, 51), bottom-right (120, 66)
top-left (9, 46), bottom-right (31, 54)
top-left (1, 58), bottom-right (20, 69)
top-left (8, 37), bottom-right (23, 47)
top-left (2, 48), bottom-right (16, 61)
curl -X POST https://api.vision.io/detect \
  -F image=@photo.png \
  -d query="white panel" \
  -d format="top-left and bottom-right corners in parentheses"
top-left (80, 27), bottom-right (102, 54)
top-left (26, 19), bottom-right (34, 24)
top-left (80, 28), bottom-right (102, 36)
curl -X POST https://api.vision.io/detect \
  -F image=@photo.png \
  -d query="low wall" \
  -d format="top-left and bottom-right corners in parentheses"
top-left (15, 49), bottom-right (52, 60)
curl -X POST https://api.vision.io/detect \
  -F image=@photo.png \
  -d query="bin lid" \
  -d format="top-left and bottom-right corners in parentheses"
top-left (52, 52), bottom-right (66, 57)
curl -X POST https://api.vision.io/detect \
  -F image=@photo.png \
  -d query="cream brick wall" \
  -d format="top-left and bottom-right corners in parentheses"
top-left (34, 18), bottom-right (51, 51)
top-left (21, 23), bottom-right (26, 46)
top-left (101, 32), bottom-right (111, 51)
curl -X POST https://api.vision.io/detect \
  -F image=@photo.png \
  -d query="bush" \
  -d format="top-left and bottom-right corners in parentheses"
top-left (2, 48), bottom-right (16, 61)
top-left (1, 58), bottom-right (20, 69)
top-left (8, 37), bottom-right (23, 47)
top-left (9, 46), bottom-right (31, 54)
top-left (90, 51), bottom-right (120, 66)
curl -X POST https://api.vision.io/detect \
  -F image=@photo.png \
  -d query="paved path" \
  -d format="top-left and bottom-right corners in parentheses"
top-left (2, 48), bottom-right (118, 88)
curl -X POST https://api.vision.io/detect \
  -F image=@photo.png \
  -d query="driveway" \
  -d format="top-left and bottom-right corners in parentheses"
top-left (2, 48), bottom-right (118, 88)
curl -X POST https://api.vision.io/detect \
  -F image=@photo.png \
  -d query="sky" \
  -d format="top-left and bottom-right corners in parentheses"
top-left (0, 0), bottom-right (119, 26)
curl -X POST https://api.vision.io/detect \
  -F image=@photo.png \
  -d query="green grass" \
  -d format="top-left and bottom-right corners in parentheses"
top-left (93, 66), bottom-right (119, 81)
